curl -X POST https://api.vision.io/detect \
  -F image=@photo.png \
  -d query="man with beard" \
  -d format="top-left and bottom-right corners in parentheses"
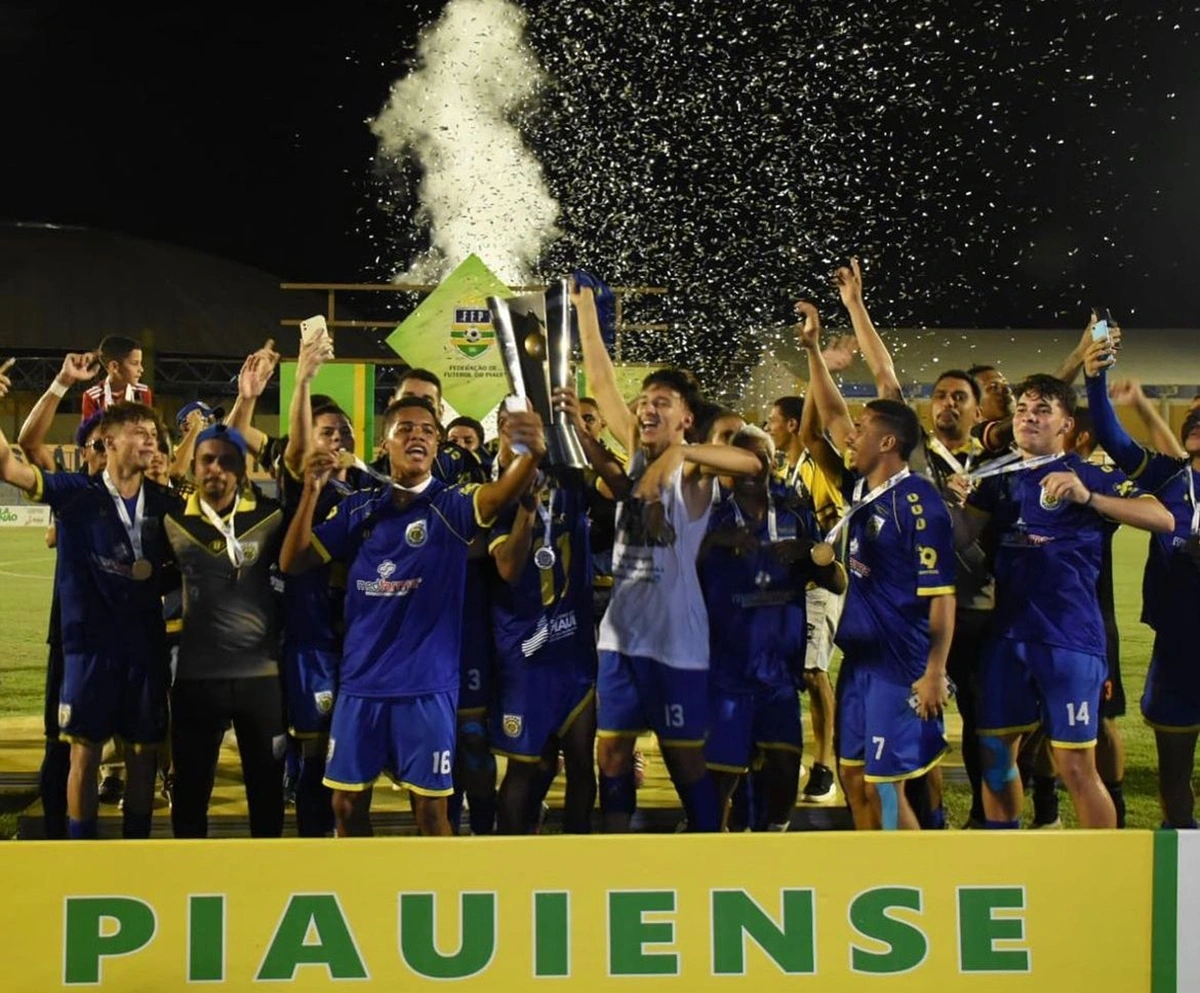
top-left (164, 425), bottom-right (286, 838)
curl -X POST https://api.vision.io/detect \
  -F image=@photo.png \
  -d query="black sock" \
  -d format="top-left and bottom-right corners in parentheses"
top-left (1032, 775), bottom-right (1059, 824)
top-left (1105, 780), bottom-right (1126, 829)
top-left (295, 756), bottom-right (334, 837)
top-left (39, 740), bottom-right (71, 839)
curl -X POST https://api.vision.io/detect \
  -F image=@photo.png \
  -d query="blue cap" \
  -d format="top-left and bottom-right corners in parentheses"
top-left (194, 423), bottom-right (248, 460)
top-left (176, 400), bottom-right (227, 430)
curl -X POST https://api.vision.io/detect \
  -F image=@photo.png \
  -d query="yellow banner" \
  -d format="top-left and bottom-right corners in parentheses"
top-left (0, 833), bottom-right (1152, 991)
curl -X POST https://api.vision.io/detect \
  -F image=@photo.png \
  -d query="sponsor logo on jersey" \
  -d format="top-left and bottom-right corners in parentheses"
top-left (356, 560), bottom-right (422, 597)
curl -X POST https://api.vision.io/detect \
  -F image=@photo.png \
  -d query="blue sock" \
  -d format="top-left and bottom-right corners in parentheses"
top-left (599, 772), bottom-right (636, 816)
top-left (928, 806), bottom-right (947, 830)
top-left (878, 782), bottom-right (900, 830)
top-left (468, 790), bottom-right (497, 835)
top-left (984, 818), bottom-right (1021, 829)
top-left (1162, 819), bottom-right (1199, 830)
top-left (296, 757), bottom-right (334, 837)
top-left (680, 774), bottom-right (721, 832)
top-left (68, 818), bottom-right (98, 840)
top-left (122, 810), bottom-right (152, 839)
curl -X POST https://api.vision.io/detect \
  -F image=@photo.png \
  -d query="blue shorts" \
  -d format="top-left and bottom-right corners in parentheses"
top-left (286, 646), bottom-right (338, 738)
top-left (1142, 633), bottom-right (1200, 732)
top-left (978, 639), bottom-right (1106, 747)
top-left (597, 651), bottom-right (708, 745)
top-left (323, 692), bottom-right (456, 796)
top-left (837, 662), bottom-right (946, 782)
top-left (59, 652), bottom-right (168, 749)
top-left (707, 684), bottom-right (802, 772)
top-left (490, 659), bottom-right (595, 761)
top-left (458, 568), bottom-right (493, 715)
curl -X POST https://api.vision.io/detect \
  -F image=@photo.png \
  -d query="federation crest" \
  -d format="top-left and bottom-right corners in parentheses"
top-left (314, 690), bottom-right (334, 715)
top-left (378, 559), bottom-right (397, 579)
top-left (502, 714), bottom-right (523, 738)
top-left (405, 520), bottom-right (428, 548)
top-left (450, 306), bottom-right (496, 359)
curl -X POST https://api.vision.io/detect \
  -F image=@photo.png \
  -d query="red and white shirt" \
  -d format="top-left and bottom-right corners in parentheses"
top-left (81, 379), bottom-right (154, 421)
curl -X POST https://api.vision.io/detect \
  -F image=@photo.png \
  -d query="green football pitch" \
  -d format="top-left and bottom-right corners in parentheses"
top-left (0, 525), bottom-right (1173, 829)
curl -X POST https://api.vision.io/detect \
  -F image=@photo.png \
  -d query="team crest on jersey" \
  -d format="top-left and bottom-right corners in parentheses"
top-left (406, 520), bottom-right (428, 547)
top-left (240, 541), bottom-right (260, 565)
top-left (866, 515), bottom-right (886, 539)
top-left (502, 714), bottom-right (523, 738)
top-left (326, 738), bottom-right (336, 762)
top-left (314, 690), bottom-right (333, 715)
top-left (1038, 489), bottom-right (1063, 511)
top-left (58, 703), bottom-right (71, 728)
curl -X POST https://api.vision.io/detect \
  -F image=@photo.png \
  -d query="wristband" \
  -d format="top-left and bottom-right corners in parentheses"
top-left (48, 380), bottom-right (69, 398)
top-left (1084, 490), bottom-right (1094, 506)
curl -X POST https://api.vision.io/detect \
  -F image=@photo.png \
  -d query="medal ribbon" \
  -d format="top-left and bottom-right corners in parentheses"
top-left (824, 467), bottom-right (912, 547)
top-left (102, 470), bottom-right (144, 559)
top-left (966, 451), bottom-right (1062, 482)
top-left (927, 436), bottom-right (973, 476)
top-left (199, 498), bottom-right (245, 569)
top-left (1185, 464), bottom-right (1200, 536)
top-left (102, 379), bottom-right (135, 409)
top-left (535, 490), bottom-right (556, 564)
top-left (731, 493), bottom-right (779, 542)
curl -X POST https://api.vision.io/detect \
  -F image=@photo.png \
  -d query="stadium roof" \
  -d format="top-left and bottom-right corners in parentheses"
top-left (0, 222), bottom-right (393, 360)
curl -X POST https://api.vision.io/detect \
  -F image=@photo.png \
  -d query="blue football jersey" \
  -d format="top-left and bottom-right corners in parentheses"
top-left (313, 479), bottom-right (487, 697)
top-left (835, 472), bottom-right (957, 683)
top-left (488, 481), bottom-right (594, 668)
top-left (967, 452), bottom-right (1141, 656)
top-left (699, 487), bottom-right (818, 692)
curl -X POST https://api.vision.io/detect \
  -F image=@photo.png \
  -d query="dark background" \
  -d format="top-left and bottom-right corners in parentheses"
top-left (3, 1), bottom-right (1197, 381)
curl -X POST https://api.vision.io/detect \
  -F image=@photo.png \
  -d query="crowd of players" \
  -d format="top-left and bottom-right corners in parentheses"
top-left (0, 260), bottom-right (1198, 841)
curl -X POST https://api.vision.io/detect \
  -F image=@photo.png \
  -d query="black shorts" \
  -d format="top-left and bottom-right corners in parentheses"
top-left (1101, 613), bottom-right (1125, 719)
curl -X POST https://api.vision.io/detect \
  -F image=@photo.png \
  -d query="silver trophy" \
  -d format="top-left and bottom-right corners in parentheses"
top-left (489, 279), bottom-right (587, 468)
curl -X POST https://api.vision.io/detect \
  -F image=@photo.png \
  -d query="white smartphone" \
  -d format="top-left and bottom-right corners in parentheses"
top-left (503, 395), bottom-right (529, 414)
top-left (300, 315), bottom-right (328, 344)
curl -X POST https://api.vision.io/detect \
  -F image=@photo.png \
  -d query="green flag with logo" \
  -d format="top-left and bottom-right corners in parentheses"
top-left (385, 255), bottom-right (513, 420)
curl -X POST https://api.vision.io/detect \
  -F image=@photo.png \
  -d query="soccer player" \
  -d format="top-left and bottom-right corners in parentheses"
top-left (488, 404), bottom-right (596, 834)
top-left (447, 416), bottom-right (486, 454)
top-left (700, 424), bottom-right (846, 829)
top-left (765, 393), bottom-right (843, 804)
top-left (1084, 341), bottom-right (1200, 827)
top-left (80, 335), bottom-right (153, 420)
top-left (0, 401), bottom-right (177, 839)
top-left (952, 374), bottom-right (1173, 828)
top-left (798, 311), bottom-right (957, 830)
top-left (164, 425), bottom-right (286, 838)
top-left (385, 367), bottom-right (497, 834)
top-left (572, 282), bottom-right (763, 833)
top-left (279, 396), bottom-right (546, 836)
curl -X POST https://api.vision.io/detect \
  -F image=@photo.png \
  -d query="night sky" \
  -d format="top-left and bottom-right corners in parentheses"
top-left (4, 0), bottom-right (1198, 385)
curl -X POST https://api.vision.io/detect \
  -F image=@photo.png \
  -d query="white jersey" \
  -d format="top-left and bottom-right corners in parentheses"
top-left (597, 451), bottom-right (711, 669)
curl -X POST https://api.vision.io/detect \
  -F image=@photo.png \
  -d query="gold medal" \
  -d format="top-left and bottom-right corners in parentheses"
top-left (809, 542), bottom-right (836, 567)
top-left (130, 558), bottom-right (153, 581)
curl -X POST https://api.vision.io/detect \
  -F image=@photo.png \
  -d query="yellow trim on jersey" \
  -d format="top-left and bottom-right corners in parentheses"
top-left (472, 487), bottom-right (496, 530)
top-left (1048, 738), bottom-right (1097, 750)
top-left (1143, 718), bottom-right (1200, 734)
top-left (596, 728), bottom-right (644, 739)
top-left (918, 585), bottom-right (956, 597)
top-left (487, 533), bottom-right (511, 554)
top-left (706, 761), bottom-right (748, 774)
top-left (59, 732), bottom-right (100, 747)
top-left (166, 618), bottom-right (183, 635)
top-left (288, 728), bottom-right (322, 741)
top-left (838, 757), bottom-right (867, 767)
top-left (756, 740), bottom-right (804, 756)
top-left (864, 745), bottom-right (949, 784)
top-left (184, 488), bottom-right (259, 517)
top-left (1128, 449), bottom-right (1152, 481)
top-left (311, 534), bottom-right (332, 563)
top-left (322, 776), bottom-right (373, 792)
top-left (28, 464), bottom-right (45, 503)
top-left (556, 687), bottom-right (597, 738)
top-left (659, 737), bottom-right (706, 748)
top-left (977, 722), bottom-right (1040, 737)
top-left (491, 749), bottom-right (542, 765)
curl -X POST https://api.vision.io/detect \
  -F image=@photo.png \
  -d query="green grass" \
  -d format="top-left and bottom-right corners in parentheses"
top-left (0, 524), bottom-right (1175, 829)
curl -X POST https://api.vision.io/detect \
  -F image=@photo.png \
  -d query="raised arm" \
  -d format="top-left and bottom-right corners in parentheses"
top-left (1111, 379), bottom-right (1186, 460)
top-left (1056, 313), bottom-right (1123, 385)
top-left (169, 410), bottom-right (205, 480)
top-left (474, 410), bottom-right (547, 524)
top-left (552, 385), bottom-right (632, 500)
top-left (833, 257), bottom-right (902, 401)
top-left (17, 353), bottom-right (98, 472)
top-left (572, 283), bottom-right (637, 453)
top-left (0, 420), bottom-right (39, 494)
top-left (1081, 343), bottom-right (1168, 474)
top-left (796, 301), bottom-right (853, 453)
top-left (225, 340), bottom-right (280, 465)
top-left (279, 449), bottom-right (338, 574)
top-left (284, 339), bottom-right (331, 476)
top-left (489, 493), bottom-right (537, 584)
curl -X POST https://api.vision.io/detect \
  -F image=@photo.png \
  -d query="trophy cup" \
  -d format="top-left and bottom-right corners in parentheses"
top-left (489, 279), bottom-right (587, 468)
